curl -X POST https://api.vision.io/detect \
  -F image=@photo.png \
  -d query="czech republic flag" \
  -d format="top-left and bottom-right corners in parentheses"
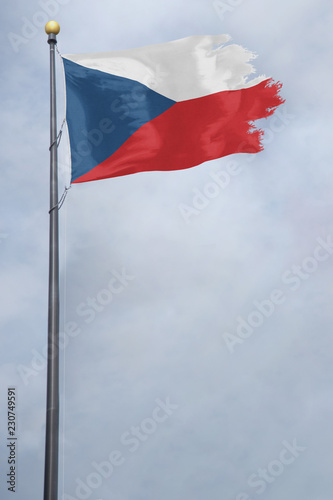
top-left (62, 35), bottom-right (284, 184)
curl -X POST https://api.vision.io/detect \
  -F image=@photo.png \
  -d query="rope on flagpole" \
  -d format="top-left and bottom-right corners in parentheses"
top-left (49, 118), bottom-right (66, 151)
top-left (48, 117), bottom-right (69, 213)
top-left (49, 185), bottom-right (71, 213)
top-left (57, 186), bottom-right (71, 210)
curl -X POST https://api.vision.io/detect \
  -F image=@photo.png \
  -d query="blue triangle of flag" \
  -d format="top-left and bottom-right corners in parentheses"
top-left (63, 58), bottom-right (176, 182)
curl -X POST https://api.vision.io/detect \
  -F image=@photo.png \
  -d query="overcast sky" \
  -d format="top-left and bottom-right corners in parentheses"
top-left (1, 1), bottom-right (333, 499)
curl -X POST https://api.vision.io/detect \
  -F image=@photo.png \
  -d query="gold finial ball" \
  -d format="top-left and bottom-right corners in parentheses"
top-left (45, 21), bottom-right (60, 35)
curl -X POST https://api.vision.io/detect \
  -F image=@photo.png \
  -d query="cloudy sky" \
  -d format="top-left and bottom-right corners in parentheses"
top-left (1, 0), bottom-right (333, 499)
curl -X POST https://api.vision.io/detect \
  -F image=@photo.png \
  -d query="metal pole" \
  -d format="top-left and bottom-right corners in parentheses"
top-left (44, 21), bottom-right (61, 500)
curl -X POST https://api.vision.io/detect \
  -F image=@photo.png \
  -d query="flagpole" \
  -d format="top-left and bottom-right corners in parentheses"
top-left (44, 20), bottom-right (61, 500)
